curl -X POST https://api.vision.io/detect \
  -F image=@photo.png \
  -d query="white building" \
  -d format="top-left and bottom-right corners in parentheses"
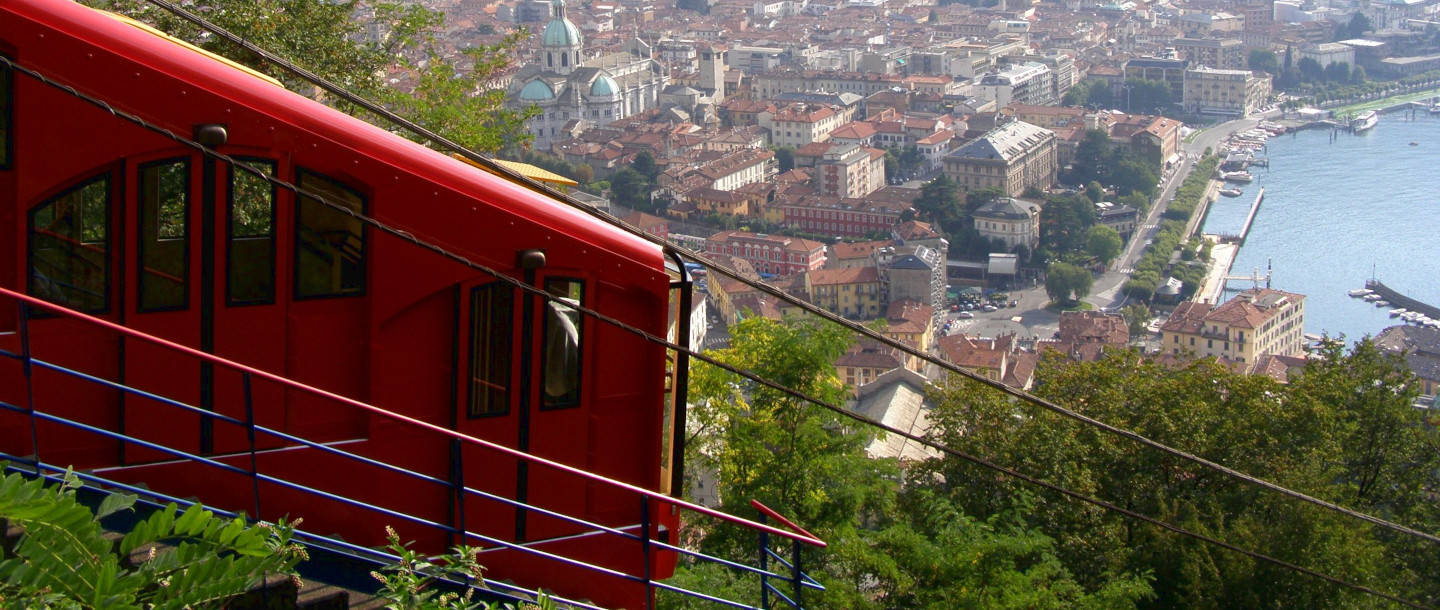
top-left (509, 0), bottom-right (668, 149)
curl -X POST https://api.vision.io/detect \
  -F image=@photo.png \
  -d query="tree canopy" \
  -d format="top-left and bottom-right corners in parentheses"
top-left (1043, 261), bottom-right (1093, 304)
top-left (88, 0), bottom-right (538, 153)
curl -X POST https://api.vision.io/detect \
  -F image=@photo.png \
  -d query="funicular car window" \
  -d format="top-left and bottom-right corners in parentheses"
top-left (295, 169), bottom-right (365, 299)
top-left (28, 175), bottom-right (110, 312)
top-left (469, 283), bottom-right (514, 417)
top-left (1, 62), bottom-right (11, 169)
top-left (227, 159), bottom-right (277, 305)
top-left (138, 159), bottom-right (190, 311)
top-left (541, 278), bottom-right (584, 409)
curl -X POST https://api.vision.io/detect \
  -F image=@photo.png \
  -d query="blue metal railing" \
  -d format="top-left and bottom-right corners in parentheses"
top-left (0, 286), bottom-right (825, 609)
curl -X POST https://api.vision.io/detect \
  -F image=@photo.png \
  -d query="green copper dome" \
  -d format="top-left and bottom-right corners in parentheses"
top-left (541, 0), bottom-right (582, 48)
top-left (590, 75), bottom-right (618, 97)
top-left (519, 79), bottom-right (555, 101)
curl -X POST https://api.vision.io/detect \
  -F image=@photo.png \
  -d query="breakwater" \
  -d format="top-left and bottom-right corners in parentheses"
top-left (1365, 279), bottom-right (1440, 320)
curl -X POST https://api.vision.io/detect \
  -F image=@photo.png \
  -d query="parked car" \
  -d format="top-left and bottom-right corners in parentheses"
top-left (982, 304), bottom-right (998, 312)
top-left (958, 311), bottom-right (974, 319)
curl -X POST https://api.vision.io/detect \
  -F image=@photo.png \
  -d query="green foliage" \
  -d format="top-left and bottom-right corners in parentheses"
top-left (919, 344), bottom-right (1440, 608)
top-left (673, 317), bottom-right (1154, 608)
top-left (0, 468), bottom-right (303, 609)
top-left (1120, 303), bottom-right (1150, 338)
top-left (1062, 130), bottom-right (1159, 198)
top-left (369, 526), bottom-right (554, 610)
top-left (1044, 261), bottom-right (1093, 304)
top-left (87, 0), bottom-right (536, 154)
top-left (1249, 49), bottom-right (1280, 74)
top-left (1124, 155), bottom-right (1218, 301)
top-left (1085, 225), bottom-right (1123, 265)
top-left (773, 146), bottom-right (796, 172)
top-left (1039, 192), bottom-right (1098, 256)
top-left (1339, 12), bottom-right (1372, 40)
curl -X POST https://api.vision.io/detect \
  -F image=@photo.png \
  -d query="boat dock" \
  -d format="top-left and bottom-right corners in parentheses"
top-left (1214, 187), bottom-right (1265, 246)
top-left (1365, 279), bottom-right (1440, 321)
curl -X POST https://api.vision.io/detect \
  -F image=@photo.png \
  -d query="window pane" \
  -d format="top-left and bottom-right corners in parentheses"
top-left (541, 278), bottom-right (583, 409)
top-left (469, 284), bottom-right (513, 417)
top-left (1, 62), bottom-right (10, 168)
top-left (295, 169), bottom-right (365, 299)
top-left (138, 160), bottom-right (190, 311)
top-left (28, 176), bottom-right (110, 312)
top-left (228, 160), bottom-right (276, 304)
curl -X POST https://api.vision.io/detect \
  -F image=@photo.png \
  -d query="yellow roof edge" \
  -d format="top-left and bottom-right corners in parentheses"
top-left (453, 154), bottom-right (579, 187)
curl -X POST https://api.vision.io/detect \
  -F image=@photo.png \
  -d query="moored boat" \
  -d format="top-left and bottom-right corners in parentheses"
top-left (1351, 110), bottom-right (1378, 132)
top-left (1348, 289), bottom-right (1372, 297)
top-left (1219, 187), bottom-right (1244, 197)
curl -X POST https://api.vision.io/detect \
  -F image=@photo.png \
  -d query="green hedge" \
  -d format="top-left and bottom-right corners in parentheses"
top-left (1123, 155), bottom-right (1220, 300)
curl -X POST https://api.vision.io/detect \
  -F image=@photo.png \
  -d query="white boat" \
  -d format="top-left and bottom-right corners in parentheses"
top-left (1364, 293), bottom-right (1383, 302)
top-left (1351, 110), bottom-right (1378, 132)
top-left (1348, 289), bottom-right (1372, 297)
top-left (1390, 308), bottom-right (1408, 318)
top-left (1376, 300), bottom-right (1390, 307)
top-left (1219, 188), bottom-right (1244, 198)
top-left (1221, 171), bottom-right (1254, 183)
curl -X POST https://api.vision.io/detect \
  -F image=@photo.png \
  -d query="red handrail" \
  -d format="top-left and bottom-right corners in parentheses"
top-left (0, 285), bottom-right (826, 548)
top-left (750, 499), bottom-right (821, 543)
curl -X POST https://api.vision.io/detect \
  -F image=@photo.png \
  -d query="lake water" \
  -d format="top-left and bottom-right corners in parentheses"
top-left (1200, 111), bottom-right (1440, 342)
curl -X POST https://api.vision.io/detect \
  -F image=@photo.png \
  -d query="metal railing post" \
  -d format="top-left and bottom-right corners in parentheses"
top-left (18, 303), bottom-right (41, 475)
top-left (242, 372), bottom-right (261, 520)
top-left (791, 536), bottom-right (803, 608)
top-left (641, 496), bottom-right (654, 610)
top-left (449, 437), bottom-right (465, 551)
top-left (758, 513), bottom-right (770, 610)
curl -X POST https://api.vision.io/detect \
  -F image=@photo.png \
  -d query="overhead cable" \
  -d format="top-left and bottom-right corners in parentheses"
top-left (7, 53), bottom-right (1433, 610)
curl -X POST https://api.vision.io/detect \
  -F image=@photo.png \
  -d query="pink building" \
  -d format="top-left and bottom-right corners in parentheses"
top-left (706, 230), bottom-right (827, 275)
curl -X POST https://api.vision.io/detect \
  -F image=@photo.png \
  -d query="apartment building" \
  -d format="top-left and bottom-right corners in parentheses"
top-left (809, 266), bottom-right (884, 319)
top-left (706, 230), bottom-right (827, 275)
top-left (1172, 37), bottom-right (1247, 70)
top-left (1183, 67), bottom-right (1272, 117)
top-left (1161, 288), bottom-right (1307, 364)
top-left (758, 102), bottom-right (851, 148)
top-left (1124, 55), bottom-right (1189, 100)
top-left (976, 62), bottom-right (1056, 108)
top-left (943, 120), bottom-right (1058, 197)
top-left (817, 144), bottom-right (886, 199)
top-left (972, 197), bottom-right (1043, 252)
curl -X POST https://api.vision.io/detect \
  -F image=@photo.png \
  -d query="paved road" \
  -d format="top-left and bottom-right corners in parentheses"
top-left (1084, 114), bottom-right (1268, 311)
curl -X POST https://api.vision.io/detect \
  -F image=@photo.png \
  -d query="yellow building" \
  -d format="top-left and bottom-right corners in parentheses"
top-left (1161, 288), bottom-right (1306, 365)
top-left (1182, 67), bottom-right (1272, 118)
top-left (808, 266), bottom-right (883, 319)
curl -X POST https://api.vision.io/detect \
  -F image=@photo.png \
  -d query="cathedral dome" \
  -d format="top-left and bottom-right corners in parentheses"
top-left (541, 0), bottom-right (582, 48)
top-left (589, 75), bottom-right (619, 97)
top-left (519, 79), bottom-right (555, 101)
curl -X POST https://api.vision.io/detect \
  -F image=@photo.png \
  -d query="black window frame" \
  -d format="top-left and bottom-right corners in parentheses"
top-left (27, 173), bottom-right (113, 314)
top-left (225, 158), bottom-right (278, 306)
top-left (292, 168), bottom-right (367, 301)
top-left (540, 276), bottom-right (585, 410)
top-left (467, 283), bottom-right (516, 418)
top-left (0, 59), bottom-right (12, 170)
top-left (136, 157), bottom-right (192, 313)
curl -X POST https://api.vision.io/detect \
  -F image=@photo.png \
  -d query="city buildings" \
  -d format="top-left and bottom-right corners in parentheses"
top-left (706, 230), bottom-right (827, 276)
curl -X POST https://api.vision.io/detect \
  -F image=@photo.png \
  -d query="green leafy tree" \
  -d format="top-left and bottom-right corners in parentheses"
top-left (1044, 261), bottom-right (1092, 304)
top-left (1339, 12), bottom-right (1372, 39)
top-left (1120, 303), bottom-right (1150, 338)
top-left (914, 175), bottom-right (967, 236)
top-left (1249, 49), bottom-right (1280, 74)
top-left (919, 346), bottom-right (1439, 608)
top-left (1123, 79), bottom-right (1173, 114)
top-left (88, 0), bottom-right (537, 153)
top-left (608, 168), bottom-right (650, 210)
top-left (631, 151), bottom-right (660, 182)
top-left (1325, 61), bottom-right (1351, 83)
top-left (1298, 57), bottom-right (1325, 82)
top-left (1085, 225), bottom-right (1123, 265)
top-left (774, 146), bottom-right (796, 172)
top-left (0, 468), bottom-right (304, 608)
top-left (1040, 192), bottom-right (1098, 255)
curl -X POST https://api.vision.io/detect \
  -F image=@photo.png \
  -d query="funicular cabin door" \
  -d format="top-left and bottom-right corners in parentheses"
top-left (455, 269), bottom-right (590, 546)
top-left (121, 153), bottom-right (287, 463)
